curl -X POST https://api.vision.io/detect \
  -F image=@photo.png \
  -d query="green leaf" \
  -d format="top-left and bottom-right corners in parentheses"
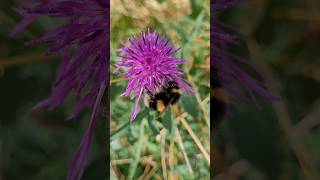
top-left (127, 119), bottom-right (146, 180)
top-left (181, 94), bottom-right (199, 118)
top-left (227, 100), bottom-right (284, 179)
top-left (110, 108), bottom-right (148, 140)
top-left (161, 108), bottom-right (175, 139)
top-left (147, 111), bottom-right (160, 135)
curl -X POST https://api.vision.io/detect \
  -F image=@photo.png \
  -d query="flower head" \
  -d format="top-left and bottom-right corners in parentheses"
top-left (114, 29), bottom-right (192, 121)
top-left (11, 0), bottom-right (109, 180)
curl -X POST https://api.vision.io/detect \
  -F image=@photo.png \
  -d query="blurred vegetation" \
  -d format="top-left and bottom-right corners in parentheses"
top-left (214, 0), bottom-right (320, 180)
top-left (0, 1), bottom-right (106, 179)
top-left (110, 0), bottom-right (210, 179)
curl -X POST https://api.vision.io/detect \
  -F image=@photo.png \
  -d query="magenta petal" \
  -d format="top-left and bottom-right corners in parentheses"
top-left (9, 14), bottom-right (37, 36)
top-left (130, 88), bottom-right (144, 122)
top-left (67, 83), bottom-right (106, 180)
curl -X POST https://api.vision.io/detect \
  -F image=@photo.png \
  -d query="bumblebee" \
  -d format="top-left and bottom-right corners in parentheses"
top-left (212, 71), bottom-right (228, 128)
top-left (144, 81), bottom-right (182, 112)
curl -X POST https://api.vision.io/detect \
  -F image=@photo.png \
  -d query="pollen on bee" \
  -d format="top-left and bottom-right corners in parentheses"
top-left (156, 100), bottom-right (166, 112)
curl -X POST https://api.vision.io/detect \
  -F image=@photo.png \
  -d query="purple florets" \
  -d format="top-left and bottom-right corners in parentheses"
top-left (11, 1), bottom-right (109, 180)
top-left (114, 29), bottom-right (192, 121)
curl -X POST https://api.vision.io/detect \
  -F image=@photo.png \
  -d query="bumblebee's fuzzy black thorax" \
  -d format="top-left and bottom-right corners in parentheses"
top-left (144, 81), bottom-right (182, 112)
top-left (166, 81), bottom-right (182, 105)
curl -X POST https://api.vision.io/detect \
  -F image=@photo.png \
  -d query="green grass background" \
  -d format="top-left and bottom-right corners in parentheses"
top-left (1, 0), bottom-right (319, 180)
top-left (110, 0), bottom-right (210, 179)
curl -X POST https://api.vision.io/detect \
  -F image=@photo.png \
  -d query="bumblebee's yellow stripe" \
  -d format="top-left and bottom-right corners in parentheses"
top-left (171, 88), bottom-right (182, 94)
top-left (156, 100), bottom-right (166, 112)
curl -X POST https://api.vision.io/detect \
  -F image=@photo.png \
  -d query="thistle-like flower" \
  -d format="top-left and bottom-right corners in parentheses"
top-left (114, 30), bottom-right (192, 121)
top-left (11, 1), bottom-right (108, 180)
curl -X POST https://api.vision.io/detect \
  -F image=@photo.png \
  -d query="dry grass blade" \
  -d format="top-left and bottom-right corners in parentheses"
top-left (111, 158), bottom-right (132, 165)
top-left (111, 163), bottom-right (120, 180)
top-left (200, 95), bottom-right (210, 106)
top-left (0, 53), bottom-right (57, 68)
top-left (178, 116), bottom-right (210, 165)
top-left (160, 129), bottom-right (168, 180)
top-left (246, 35), bottom-right (316, 180)
top-left (214, 159), bottom-right (251, 180)
top-left (142, 165), bottom-right (158, 180)
top-left (110, 78), bottom-right (126, 85)
top-left (294, 112), bottom-right (320, 136)
top-left (175, 127), bottom-right (193, 174)
top-left (138, 164), bottom-right (151, 180)
top-left (187, 74), bottom-right (210, 127)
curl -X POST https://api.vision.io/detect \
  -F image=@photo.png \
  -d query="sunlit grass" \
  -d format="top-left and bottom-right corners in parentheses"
top-left (110, 0), bottom-right (210, 179)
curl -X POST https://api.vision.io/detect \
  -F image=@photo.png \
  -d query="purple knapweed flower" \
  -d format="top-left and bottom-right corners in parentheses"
top-left (10, 0), bottom-right (109, 180)
top-left (114, 30), bottom-right (193, 121)
top-left (212, 0), bottom-right (274, 105)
